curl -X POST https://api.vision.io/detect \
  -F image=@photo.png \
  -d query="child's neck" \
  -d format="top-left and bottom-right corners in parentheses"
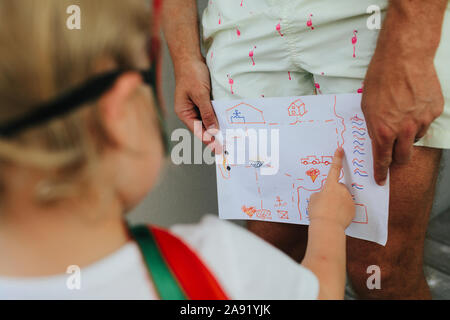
top-left (0, 173), bottom-right (130, 278)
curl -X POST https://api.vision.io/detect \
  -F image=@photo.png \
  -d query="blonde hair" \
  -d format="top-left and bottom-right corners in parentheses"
top-left (0, 0), bottom-right (151, 202)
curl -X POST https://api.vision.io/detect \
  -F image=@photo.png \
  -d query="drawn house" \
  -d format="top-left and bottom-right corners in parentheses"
top-left (226, 102), bottom-right (265, 125)
top-left (288, 99), bottom-right (307, 117)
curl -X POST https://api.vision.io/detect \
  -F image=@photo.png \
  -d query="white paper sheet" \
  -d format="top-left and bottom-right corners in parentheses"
top-left (212, 94), bottom-right (389, 245)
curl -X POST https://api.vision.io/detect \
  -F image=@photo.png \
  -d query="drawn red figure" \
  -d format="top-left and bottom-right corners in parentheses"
top-left (276, 20), bottom-right (284, 37)
top-left (274, 196), bottom-right (287, 208)
top-left (240, 0), bottom-right (244, 7)
top-left (227, 74), bottom-right (234, 95)
top-left (249, 46), bottom-right (257, 66)
top-left (307, 14), bottom-right (314, 30)
top-left (236, 27), bottom-right (241, 37)
top-left (352, 30), bottom-right (358, 58)
top-left (218, 13), bottom-right (222, 25)
top-left (288, 71), bottom-right (292, 80)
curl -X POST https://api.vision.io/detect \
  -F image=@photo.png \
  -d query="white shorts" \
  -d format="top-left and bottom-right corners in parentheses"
top-left (202, 0), bottom-right (450, 149)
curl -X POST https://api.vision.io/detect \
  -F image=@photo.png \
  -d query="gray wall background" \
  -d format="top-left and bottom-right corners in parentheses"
top-left (129, 0), bottom-right (450, 227)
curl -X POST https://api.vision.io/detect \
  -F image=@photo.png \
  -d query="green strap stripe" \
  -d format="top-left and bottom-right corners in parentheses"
top-left (129, 225), bottom-right (186, 300)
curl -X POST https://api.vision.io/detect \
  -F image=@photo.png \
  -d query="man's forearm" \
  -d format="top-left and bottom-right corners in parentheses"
top-left (163, 0), bottom-right (204, 72)
top-left (382, 0), bottom-right (447, 58)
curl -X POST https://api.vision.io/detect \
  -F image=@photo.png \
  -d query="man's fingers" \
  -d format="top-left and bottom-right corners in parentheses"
top-left (415, 123), bottom-right (430, 143)
top-left (191, 91), bottom-right (218, 131)
top-left (327, 148), bottom-right (345, 182)
top-left (393, 128), bottom-right (415, 165)
top-left (372, 138), bottom-right (394, 186)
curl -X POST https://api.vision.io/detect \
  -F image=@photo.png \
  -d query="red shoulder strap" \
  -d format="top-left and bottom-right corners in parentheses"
top-left (149, 226), bottom-right (229, 300)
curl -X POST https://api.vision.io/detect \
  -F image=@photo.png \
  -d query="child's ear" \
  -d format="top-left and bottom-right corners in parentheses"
top-left (97, 72), bottom-right (142, 148)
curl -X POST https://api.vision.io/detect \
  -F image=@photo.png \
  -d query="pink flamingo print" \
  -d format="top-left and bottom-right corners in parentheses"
top-left (352, 30), bottom-right (358, 58)
top-left (307, 14), bottom-right (314, 30)
top-left (249, 46), bottom-right (257, 66)
top-left (357, 82), bottom-right (364, 94)
top-left (240, 0), bottom-right (244, 7)
top-left (288, 71), bottom-right (292, 80)
top-left (218, 13), bottom-right (222, 25)
top-left (227, 74), bottom-right (234, 95)
top-left (236, 27), bottom-right (241, 37)
top-left (276, 20), bottom-right (284, 37)
top-left (314, 82), bottom-right (322, 94)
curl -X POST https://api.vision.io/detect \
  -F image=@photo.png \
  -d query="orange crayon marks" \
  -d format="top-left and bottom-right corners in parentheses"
top-left (333, 96), bottom-right (346, 148)
top-left (277, 210), bottom-right (289, 220)
top-left (242, 206), bottom-right (257, 218)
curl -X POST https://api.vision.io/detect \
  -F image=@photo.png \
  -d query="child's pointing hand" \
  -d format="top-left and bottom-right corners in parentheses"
top-left (308, 148), bottom-right (356, 230)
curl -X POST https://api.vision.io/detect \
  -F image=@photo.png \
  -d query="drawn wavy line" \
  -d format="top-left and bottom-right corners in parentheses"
top-left (351, 183), bottom-right (364, 190)
top-left (333, 96), bottom-right (346, 148)
top-left (354, 145), bottom-right (365, 151)
top-left (352, 158), bottom-right (365, 164)
top-left (352, 126), bottom-right (367, 131)
top-left (353, 169), bottom-right (368, 177)
top-left (353, 140), bottom-right (364, 146)
top-left (350, 115), bottom-right (365, 122)
top-left (352, 131), bottom-right (366, 136)
top-left (352, 121), bottom-right (364, 126)
top-left (354, 172), bottom-right (368, 177)
top-left (352, 161), bottom-right (364, 168)
top-left (353, 134), bottom-right (366, 140)
top-left (353, 150), bottom-right (366, 155)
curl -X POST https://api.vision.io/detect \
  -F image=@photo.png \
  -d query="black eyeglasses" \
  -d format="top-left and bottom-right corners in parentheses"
top-left (0, 68), bottom-right (169, 154)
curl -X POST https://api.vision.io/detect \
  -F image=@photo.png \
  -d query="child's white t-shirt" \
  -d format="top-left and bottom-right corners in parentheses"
top-left (0, 215), bottom-right (319, 300)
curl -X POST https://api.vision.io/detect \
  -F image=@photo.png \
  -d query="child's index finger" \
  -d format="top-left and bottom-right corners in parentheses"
top-left (327, 148), bottom-right (345, 182)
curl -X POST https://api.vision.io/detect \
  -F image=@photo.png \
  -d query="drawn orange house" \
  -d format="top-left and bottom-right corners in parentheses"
top-left (226, 102), bottom-right (265, 125)
top-left (288, 99), bottom-right (307, 117)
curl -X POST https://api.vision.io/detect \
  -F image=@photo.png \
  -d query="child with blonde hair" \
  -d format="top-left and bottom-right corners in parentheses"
top-left (0, 0), bottom-right (355, 300)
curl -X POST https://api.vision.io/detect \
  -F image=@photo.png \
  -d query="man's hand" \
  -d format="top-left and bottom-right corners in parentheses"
top-left (163, 0), bottom-right (219, 150)
top-left (174, 58), bottom-right (218, 145)
top-left (362, 0), bottom-right (447, 185)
